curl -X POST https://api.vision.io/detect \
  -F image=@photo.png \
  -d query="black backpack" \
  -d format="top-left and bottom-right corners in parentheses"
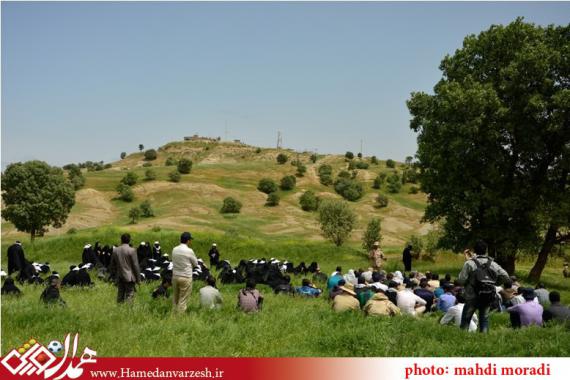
top-left (472, 257), bottom-right (498, 302)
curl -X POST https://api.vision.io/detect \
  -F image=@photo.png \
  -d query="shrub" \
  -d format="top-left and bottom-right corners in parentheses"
top-left (299, 191), bottom-right (319, 211)
top-left (386, 173), bottom-right (402, 193)
top-left (402, 167), bottom-right (418, 183)
top-left (280, 175), bottom-right (296, 190)
top-left (386, 159), bottom-right (396, 168)
top-left (121, 172), bottom-right (138, 186)
top-left (320, 174), bottom-right (333, 186)
top-left (120, 152), bottom-right (127, 159)
top-left (177, 158), bottom-right (193, 174)
top-left (310, 154), bottom-right (318, 163)
top-left (362, 218), bottom-right (382, 251)
top-left (348, 161), bottom-right (356, 170)
top-left (221, 197), bottom-right (242, 213)
top-left (375, 194), bottom-right (389, 208)
top-left (67, 227), bottom-right (78, 235)
top-left (373, 172), bottom-right (387, 189)
top-left (165, 157), bottom-right (177, 166)
top-left (255, 147), bottom-right (262, 154)
top-left (169, 171), bottom-right (181, 183)
top-left (144, 149), bottom-right (158, 161)
top-left (318, 164), bottom-right (332, 176)
top-left (296, 163), bottom-right (307, 177)
top-left (265, 192), bottom-right (280, 207)
top-left (69, 172), bottom-right (85, 190)
top-left (258, 178), bottom-right (278, 194)
top-left (117, 183), bottom-right (134, 202)
top-left (140, 200), bottom-right (154, 217)
top-left (334, 178), bottom-right (364, 201)
top-left (351, 170), bottom-right (358, 179)
top-left (357, 152), bottom-right (363, 159)
top-left (355, 161), bottom-right (369, 169)
top-left (128, 207), bottom-right (141, 224)
top-left (151, 225), bottom-right (161, 232)
top-left (142, 162), bottom-right (152, 167)
top-left (345, 151), bottom-right (354, 160)
top-left (409, 186), bottom-right (420, 194)
top-left (318, 199), bottom-right (356, 246)
top-left (145, 169), bottom-right (157, 181)
top-left (338, 170), bottom-right (351, 179)
top-left (276, 153), bottom-right (288, 164)
top-left (371, 156), bottom-right (378, 165)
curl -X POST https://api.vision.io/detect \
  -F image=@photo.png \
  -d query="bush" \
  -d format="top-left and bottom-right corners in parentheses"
top-left (318, 164), bottom-right (332, 176)
top-left (104, 163), bottom-right (112, 169)
top-left (318, 199), bottom-right (356, 246)
top-left (357, 152), bottom-right (363, 159)
top-left (371, 156), bottom-right (378, 165)
top-left (177, 158), bottom-right (193, 174)
top-left (386, 159), bottom-right (396, 168)
top-left (409, 186), bottom-right (420, 194)
top-left (386, 173), bottom-right (402, 193)
top-left (299, 190), bottom-right (319, 211)
top-left (319, 174), bottom-right (333, 186)
top-left (145, 169), bottom-right (157, 181)
top-left (265, 192), bottom-right (280, 206)
top-left (67, 227), bottom-right (77, 235)
top-left (280, 175), bottom-right (296, 190)
top-left (221, 197), bottom-right (242, 213)
top-left (362, 218), bottom-right (382, 251)
top-left (120, 152), bottom-right (127, 159)
top-left (373, 172), bottom-right (387, 189)
top-left (334, 178), bottom-right (364, 201)
top-left (129, 207), bottom-right (141, 224)
top-left (402, 167), bottom-right (418, 184)
top-left (310, 154), bottom-right (318, 163)
top-left (121, 172), bottom-right (138, 186)
top-left (296, 163), bottom-right (307, 177)
top-left (258, 178), bottom-right (278, 194)
top-left (117, 183), bottom-right (134, 202)
top-left (165, 157), bottom-right (177, 166)
top-left (345, 151), bottom-right (354, 160)
top-left (355, 161), bottom-right (369, 169)
top-left (338, 170), bottom-right (351, 179)
top-left (140, 200), bottom-right (154, 217)
top-left (142, 162), bottom-right (152, 167)
top-left (276, 153), bottom-right (288, 164)
top-left (348, 161), bottom-right (356, 170)
top-left (151, 225), bottom-right (161, 232)
top-left (144, 149), bottom-right (158, 161)
top-left (255, 147), bottom-right (262, 154)
top-left (375, 194), bottom-right (389, 208)
top-left (169, 171), bottom-right (181, 183)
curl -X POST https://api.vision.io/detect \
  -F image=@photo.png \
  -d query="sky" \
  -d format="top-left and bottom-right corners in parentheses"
top-left (2, 1), bottom-right (570, 168)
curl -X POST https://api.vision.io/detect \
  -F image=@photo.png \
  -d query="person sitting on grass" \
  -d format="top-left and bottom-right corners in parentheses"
top-left (40, 277), bottom-right (66, 307)
top-left (295, 278), bottom-right (322, 297)
top-left (200, 276), bottom-right (223, 310)
top-left (440, 291), bottom-right (478, 332)
top-left (564, 262), bottom-right (569, 278)
top-left (534, 283), bottom-right (550, 306)
top-left (1, 277), bottom-right (21, 296)
top-left (329, 279), bottom-right (347, 300)
top-left (437, 283), bottom-right (457, 313)
top-left (542, 291), bottom-right (570, 324)
top-left (507, 288), bottom-right (543, 329)
top-left (370, 271), bottom-right (388, 292)
top-left (414, 278), bottom-right (435, 312)
top-left (397, 281), bottom-right (427, 316)
top-left (327, 266), bottom-right (343, 290)
top-left (311, 265), bottom-right (328, 284)
top-left (238, 278), bottom-right (263, 313)
top-left (332, 286), bottom-right (360, 313)
top-left (355, 277), bottom-right (374, 308)
top-left (499, 280), bottom-right (516, 309)
top-left (363, 287), bottom-right (401, 317)
top-left (152, 278), bottom-right (172, 299)
top-left (274, 275), bottom-right (295, 295)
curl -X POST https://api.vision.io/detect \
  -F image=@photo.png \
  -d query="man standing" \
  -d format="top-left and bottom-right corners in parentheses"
top-left (172, 232), bottom-right (198, 313)
top-left (402, 244), bottom-right (413, 272)
top-left (109, 233), bottom-right (140, 303)
top-left (458, 240), bottom-right (509, 333)
top-left (7, 241), bottom-right (26, 275)
top-left (369, 241), bottom-right (386, 271)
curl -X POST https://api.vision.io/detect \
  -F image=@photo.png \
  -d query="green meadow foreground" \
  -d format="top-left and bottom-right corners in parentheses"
top-left (2, 229), bottom-right (569, 357)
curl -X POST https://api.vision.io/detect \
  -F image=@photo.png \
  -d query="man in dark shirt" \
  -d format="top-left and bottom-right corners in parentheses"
top-left (543, 291), bottom-right (570, 324)
top-left (7, 241), bottom-right (26, 275)
top-left (208, 243), bottom-right (220, 268)
top-left (415, 278), bottom-right (435, 312)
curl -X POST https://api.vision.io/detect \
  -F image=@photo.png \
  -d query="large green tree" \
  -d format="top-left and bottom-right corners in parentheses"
top-left (407, 19), bottom-right (569, 279)
top-left (318, 199), bottom-right (357, 247)
top-left (2, 161), bottom-right (76, 241)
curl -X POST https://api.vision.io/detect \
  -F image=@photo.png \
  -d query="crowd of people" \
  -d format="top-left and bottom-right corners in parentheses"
top-left (2, 235), bottom-right (569, 332)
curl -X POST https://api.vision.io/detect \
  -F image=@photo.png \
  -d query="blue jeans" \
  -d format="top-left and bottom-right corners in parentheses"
top-left (461, 299), bottom-right (490, 333)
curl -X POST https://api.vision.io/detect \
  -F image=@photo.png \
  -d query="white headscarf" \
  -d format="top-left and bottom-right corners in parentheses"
top-left (344, 269), bottom-right (358, 286)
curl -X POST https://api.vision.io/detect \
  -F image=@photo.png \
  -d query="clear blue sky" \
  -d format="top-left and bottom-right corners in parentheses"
top-left (2, 1), bottom-right (569, 168)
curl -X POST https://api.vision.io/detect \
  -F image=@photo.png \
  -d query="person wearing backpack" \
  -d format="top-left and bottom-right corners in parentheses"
top-left (457, 240), bottom-right (509, 333)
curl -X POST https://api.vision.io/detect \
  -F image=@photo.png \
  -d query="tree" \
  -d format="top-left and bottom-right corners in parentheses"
top-left (257, 178), bottom-right (278, 194)
top-left (334, 177), bottom-right (364, 201)
top-left (276, 153), bottom-right (288, 164)
top-left (318, 164), bottom-right (333, 186)
top-left (345, 151), bottom-right (354, 160)
top-left (407, 18), bottom-right (570, 278)
top-left (310, 154), bottom-right (318, 163)
top-left (375, 194), bottom-right (389, 208)
top-left (140, 200), bottom-right (154, 217)
top-left (357, 152), bottom-right (363, 159)
top-left (265, 192), bottom-right (280, 207)
top-left (138, 144), bottom-right (144, 152)
top-left (362, 218), bottom-right (382, 251)
top-left (299, 191), bottom-right (319, 211)
top-left (145, 169), bottom-right (157, 181)
top-left (121, 172), bottom-right (138, 186)
top-left (221, 197), bottom-right (242, 213)
top-left (386, 159), bottom-right (396, 168)
top-left (386, 173), bottom-right (401, 194)
top-left (371, 156), bottom-right (378, 165)
top-left (144, 149), bottom-right (157, 161)
top-left (169, 171), bottom-right (181, 183)
top-left (165, 157), bottom-right (177, 166)
top-left (405, 156), bottom-right (414, 166)
top-left (355, 161), bottom-right (369, 169)
top-left (373, 172), bottom-right (387, 189)
top-left (66, 164), bottom-right (85, 190)
top-left (280, 175), bottom-right (296, 190)
top-left (318, 199), bottom-right (357, 247)
top-left (177, 158), bottom-right (193, 174)
top-left (296, 163), bottom-right (307, 177)
top-left (116, 183), bottom-right (135, 202)
top-left (128, 207), bottom-right (141, 224)
top-left (1, 161), bottom-right (75, 241)
top-left (120, 152), bottom-right (127, 160)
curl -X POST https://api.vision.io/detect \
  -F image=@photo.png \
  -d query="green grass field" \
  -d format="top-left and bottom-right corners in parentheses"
top-left (2, 228), bottom-right (569, 357)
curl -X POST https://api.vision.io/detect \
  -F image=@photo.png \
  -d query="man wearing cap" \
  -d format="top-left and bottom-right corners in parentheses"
top-left (208, 243), bottom-right (220, 268)
top-left (332, 286), bottom-right (360, 312)
top-left (172, 232), bottom-right (199, 313)
top-left (109, 233), bottom-right (141, 303)
top-left (369, 241), bottom-right (386, 271)
top-left (507, 288), bottom-right (544, 328)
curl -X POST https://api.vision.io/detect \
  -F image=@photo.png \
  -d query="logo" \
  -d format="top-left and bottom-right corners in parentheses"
top-left (1, 333), bottom-right (97, 379)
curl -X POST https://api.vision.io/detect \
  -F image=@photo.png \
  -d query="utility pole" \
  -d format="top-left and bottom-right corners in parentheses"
top-left (225, 120), bottom-right (229, 141)
top-left (277, 131), bottom-right (282, 149)
top-left (360, 139), bottom-right (363, 156)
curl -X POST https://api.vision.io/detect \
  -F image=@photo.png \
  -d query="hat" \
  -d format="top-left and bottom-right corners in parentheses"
top-left (373, 241), bottom-right (380, 246)
top-left (154, 241), bottom-right (160, 245)
top-left (522, 288), bottom-right (536, 301)
top-left (340, 286), bottom-right (356, 296)
top-left (212, 243), bottom-right (217, 247)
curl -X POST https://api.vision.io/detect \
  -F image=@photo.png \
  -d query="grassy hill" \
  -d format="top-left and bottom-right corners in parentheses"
top-left (2, 139), bottom-right (429, 249)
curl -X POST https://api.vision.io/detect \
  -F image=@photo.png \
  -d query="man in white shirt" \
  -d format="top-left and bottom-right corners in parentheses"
top-left (440, 292), bottom-right (478, 332)
top-left (172, 232), bottom-right (199, 313)
top-left (397, 282), bottom-right (427, 316)
top-left (199, 276), bottom-right (223, 310)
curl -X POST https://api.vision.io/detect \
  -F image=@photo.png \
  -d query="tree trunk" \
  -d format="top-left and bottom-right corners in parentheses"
top-left (30, 229), bottom-right (35, 243)
top-left (528, 224), bottom-right (558, 282)
top-left (496, 254), bottom-right (516, 276)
